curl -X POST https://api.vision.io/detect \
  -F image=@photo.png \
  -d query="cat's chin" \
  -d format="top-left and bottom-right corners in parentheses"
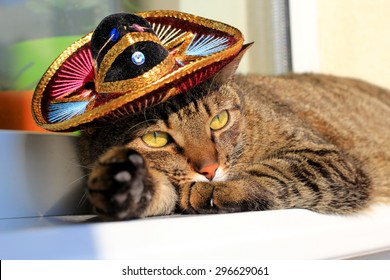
top-left (191, 167), bottom-right (228, 183)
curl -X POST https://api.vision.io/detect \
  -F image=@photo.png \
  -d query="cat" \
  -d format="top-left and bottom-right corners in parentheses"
top-left (78, 72), bottom-right (390, 220)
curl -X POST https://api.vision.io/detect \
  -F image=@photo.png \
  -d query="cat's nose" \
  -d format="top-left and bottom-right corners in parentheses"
top-left (197, 162), bottom-right (219, 181)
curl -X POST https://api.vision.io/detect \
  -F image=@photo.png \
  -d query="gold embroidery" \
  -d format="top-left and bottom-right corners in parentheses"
top-left (32, 32), bottom-right (93, 125)
top-left (96, 32), bottom-right (176, 94)
top-left (32, 11), bottom-right (245, 131)
top-left (98, 54), bottom-right (176, 93)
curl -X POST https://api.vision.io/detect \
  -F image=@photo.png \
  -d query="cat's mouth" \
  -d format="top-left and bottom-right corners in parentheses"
top-left (191, 167), bottom-right (228, 182)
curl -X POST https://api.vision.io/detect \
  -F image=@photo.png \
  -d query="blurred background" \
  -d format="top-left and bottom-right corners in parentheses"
top-left (0, 0), bottom-right (389, 131)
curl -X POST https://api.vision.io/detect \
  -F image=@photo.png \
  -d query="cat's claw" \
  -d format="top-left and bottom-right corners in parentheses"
top-left (210, 197), bottom-right (214, 208)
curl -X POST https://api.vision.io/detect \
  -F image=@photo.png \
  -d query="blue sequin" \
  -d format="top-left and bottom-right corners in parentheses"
top-left (132, 51), bottom-right (145, 65)
top-left (109, 28), bottom-right (119, 41)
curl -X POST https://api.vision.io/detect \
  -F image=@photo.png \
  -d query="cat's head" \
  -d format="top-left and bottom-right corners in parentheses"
top-left (81, 46), bottom-right (251, 184)
top-left (82, 78), bottom-right (245, 185)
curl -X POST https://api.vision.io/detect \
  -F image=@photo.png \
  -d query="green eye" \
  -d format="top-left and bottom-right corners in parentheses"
top-left (210, 110), bottom-right (229, 131)
top-left (142, 131), bottom-right (169, 148)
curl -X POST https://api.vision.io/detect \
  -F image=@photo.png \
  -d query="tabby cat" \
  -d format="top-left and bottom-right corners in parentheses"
top-left (78, 72), bottom-right (390, 220)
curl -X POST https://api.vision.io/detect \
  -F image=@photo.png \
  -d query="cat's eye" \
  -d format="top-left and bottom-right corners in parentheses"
top-left (210, 110), bottom-right (229, 131)
top-left (141, 131), bottom-right (169, 148)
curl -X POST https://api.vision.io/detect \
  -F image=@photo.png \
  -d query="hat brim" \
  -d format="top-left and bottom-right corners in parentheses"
top-left (32, 10), bottom-right (245, 132)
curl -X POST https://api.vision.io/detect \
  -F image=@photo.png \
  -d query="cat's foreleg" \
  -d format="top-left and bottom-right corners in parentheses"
top-left (180, 148), bottom-right (372, 215)
top-left (87, 147), bottom-right (177, 220)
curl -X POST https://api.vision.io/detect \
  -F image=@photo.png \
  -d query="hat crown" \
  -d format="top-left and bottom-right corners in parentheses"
top-left (91, 13), bottom-right (155, 65)
top-left (90, 13), bottom-right (170, 89)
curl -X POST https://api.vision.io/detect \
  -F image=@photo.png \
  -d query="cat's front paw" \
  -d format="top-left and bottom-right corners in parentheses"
top-left (181, 182), bottom-right (249, 214)
top-left (87, 147), bottom-right (153, 220)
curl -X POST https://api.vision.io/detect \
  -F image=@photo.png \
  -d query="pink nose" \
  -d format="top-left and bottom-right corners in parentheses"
top-left (197, 162), bottom-right (219, 181)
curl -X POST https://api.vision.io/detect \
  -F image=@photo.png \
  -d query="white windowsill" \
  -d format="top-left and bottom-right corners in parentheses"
top-left (1, 204), bottom-right (390, 260)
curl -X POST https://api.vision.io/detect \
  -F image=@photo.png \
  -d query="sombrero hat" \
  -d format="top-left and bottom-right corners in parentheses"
top-left (32, 10), bottom-right (249, 132)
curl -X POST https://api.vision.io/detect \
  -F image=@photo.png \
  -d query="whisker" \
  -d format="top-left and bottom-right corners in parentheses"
top-left (126, 119), bottom-right (160, 132)
top-left (207, 74), bottom-right (219, 96)
top-left (67, 173), bottom-right (89, 186)
top-left (70, 162), bottom-right (94, 170)
top-left (77, 190), bottom-right (89, 209)
top-left (142, 110), bottom-right (161, 128)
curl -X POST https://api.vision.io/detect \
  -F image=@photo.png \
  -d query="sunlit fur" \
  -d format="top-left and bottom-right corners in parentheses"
top-left (79, 74), bottom-right (390, 219)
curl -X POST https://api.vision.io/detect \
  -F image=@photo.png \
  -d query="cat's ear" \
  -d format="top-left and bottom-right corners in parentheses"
top-left (213, 42), bottom-right (253, 84)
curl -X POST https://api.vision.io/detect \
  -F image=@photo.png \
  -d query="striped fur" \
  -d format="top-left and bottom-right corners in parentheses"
top-left (79, 74), bottom-right (390, 220)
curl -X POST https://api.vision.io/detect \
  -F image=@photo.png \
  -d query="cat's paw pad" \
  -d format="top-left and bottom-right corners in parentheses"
top-left (88, 148), bottom-right (152, 220)
top-left (114, 170), bottom-right (132, 183)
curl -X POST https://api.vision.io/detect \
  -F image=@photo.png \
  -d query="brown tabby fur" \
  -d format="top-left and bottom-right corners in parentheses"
top-left (79, 73), bottom-right (390, 220)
